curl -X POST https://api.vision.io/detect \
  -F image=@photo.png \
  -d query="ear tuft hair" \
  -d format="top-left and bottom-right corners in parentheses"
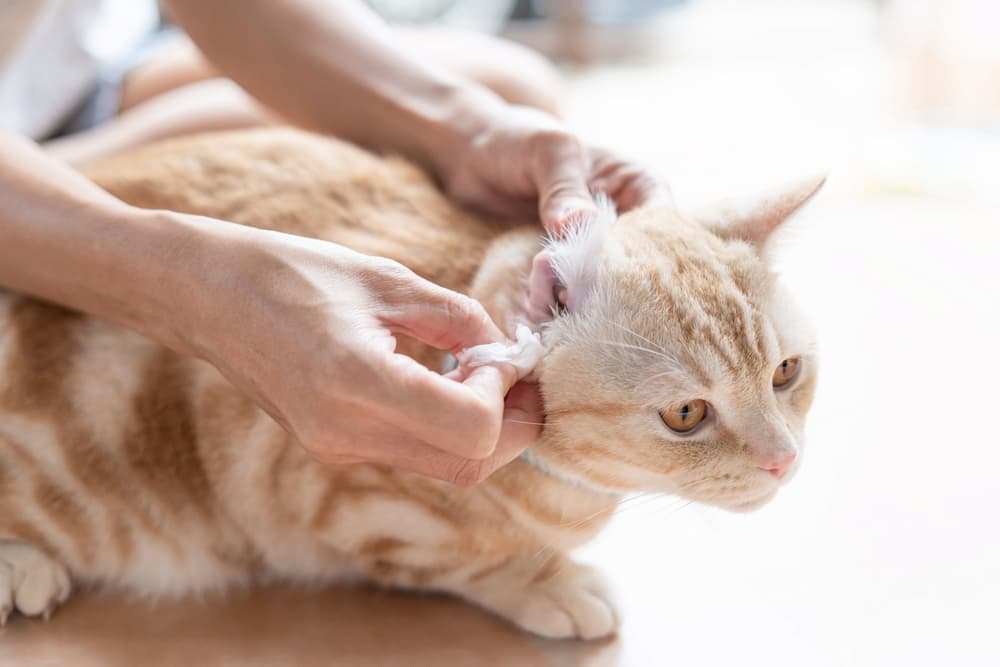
top-left (545, 194), bottom-right (617, 313)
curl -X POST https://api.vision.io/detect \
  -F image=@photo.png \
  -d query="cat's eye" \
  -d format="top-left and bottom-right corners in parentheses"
top-left (659, 399), bottom-right (708, 434)
top-left (772, 357), bottom-right (801, 388)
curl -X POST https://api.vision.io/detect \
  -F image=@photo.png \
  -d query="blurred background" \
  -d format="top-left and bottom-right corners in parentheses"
top-left (480, 2), bottom-right (999, 666)
top-left (372, 0), bottom-right (1000, 205)
top-left (4, 1), bottom-right (998, 666)
top-left (365, 6), bottom-right (1000, 664)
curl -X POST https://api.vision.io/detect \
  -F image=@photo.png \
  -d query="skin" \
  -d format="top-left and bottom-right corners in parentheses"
top-left (0, 0), bottom-right (668, 482)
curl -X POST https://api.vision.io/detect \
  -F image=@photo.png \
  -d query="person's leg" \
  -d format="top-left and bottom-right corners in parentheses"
top-left (44, 28), bottom-right (562, 166)
top-left (118, 29), bottom-right (564, 115)
top-left (43, 79), bottom-right (274, 165)
top-left (117, 36), bottom-right (219, 113)
top-left (395, 26), bottom-right (564, 116)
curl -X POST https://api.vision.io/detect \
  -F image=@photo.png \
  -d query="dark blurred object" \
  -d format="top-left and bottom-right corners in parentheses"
top-left (368, 0), bottom-right (686, 63)
top-left (511, 0), bottom-right (688, 63)
top-left (366, 0), bottom-right (516, 32)
top-left (516, 0), bottom-right (683, 24)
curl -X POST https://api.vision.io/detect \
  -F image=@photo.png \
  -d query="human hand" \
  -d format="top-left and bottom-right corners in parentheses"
top-left (438, 104), bottom-right (673, 236)
top-left (186, 220), bottom-right (542, 484)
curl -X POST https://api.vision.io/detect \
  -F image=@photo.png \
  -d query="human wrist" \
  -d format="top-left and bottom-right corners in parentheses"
top-left (411, 83), bottom-right (507, 184)
top-left (91, 207), bottom-right (223, 357)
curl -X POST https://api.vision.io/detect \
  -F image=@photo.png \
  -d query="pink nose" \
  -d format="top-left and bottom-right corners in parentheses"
top-left (760, 452), bottom-right (797, 479)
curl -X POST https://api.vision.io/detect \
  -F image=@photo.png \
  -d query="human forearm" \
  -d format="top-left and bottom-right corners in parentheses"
top-left (1, 129), bottom-right (539, 480)
top-left (0, 130), bottom-right (227, 354)
top-left (165, 0), bottom-right (504, 176)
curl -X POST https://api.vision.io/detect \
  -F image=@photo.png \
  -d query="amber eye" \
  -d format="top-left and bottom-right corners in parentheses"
top-left (772, 357), bottom-right (801, 388)
top-left (659, 399), bottom-right (708, 434)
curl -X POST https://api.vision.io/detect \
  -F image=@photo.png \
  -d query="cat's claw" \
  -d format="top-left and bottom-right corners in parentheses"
top-left (0, 541), bottom-right (71, 623)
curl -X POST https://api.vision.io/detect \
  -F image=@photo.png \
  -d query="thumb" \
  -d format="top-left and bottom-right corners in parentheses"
top-left (534, 138), bottom-right (598, 236)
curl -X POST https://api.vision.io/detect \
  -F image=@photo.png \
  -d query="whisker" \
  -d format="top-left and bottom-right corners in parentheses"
top-left (595, 339), bottom-right (678, 364)
top-left (601, 317), bottom-right (673, 358)
top-left (634, 369), bottom-right (682, 390)
top-left (655, 499), bottom-right (695, 517)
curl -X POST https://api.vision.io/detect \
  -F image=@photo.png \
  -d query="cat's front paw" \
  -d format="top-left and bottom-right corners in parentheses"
top-left (515, 561), bottom-right (619, 640)
top-left (0, 541), bottom-right (72, 624)
top-left (468, 558), bottom-right (619, 640)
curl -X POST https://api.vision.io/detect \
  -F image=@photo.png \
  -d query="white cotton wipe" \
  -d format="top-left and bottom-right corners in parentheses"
top-left (456, 325), bottom-right (544, 378)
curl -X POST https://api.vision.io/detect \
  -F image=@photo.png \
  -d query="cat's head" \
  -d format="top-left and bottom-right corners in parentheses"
top-left (530, 177), bottom-right (822, 512)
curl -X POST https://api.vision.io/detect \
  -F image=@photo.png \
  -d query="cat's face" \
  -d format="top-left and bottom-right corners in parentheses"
top-left (532, 179), bottom-right (821, 512)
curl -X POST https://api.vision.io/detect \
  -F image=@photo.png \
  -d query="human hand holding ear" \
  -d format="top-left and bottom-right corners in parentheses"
top-left (437, 105), bottom-right (672, 236)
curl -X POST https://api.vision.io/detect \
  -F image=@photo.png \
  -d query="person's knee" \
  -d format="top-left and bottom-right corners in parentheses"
top-left (397, 27), bottom-right (564, 117)
top-left (473, 38), bottom-right (564, 116)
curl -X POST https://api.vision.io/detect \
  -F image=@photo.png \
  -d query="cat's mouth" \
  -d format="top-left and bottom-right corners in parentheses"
top-left (678, 472), bottom-right (783, 513)
top-left (726, 487), bottom-right (780, 513)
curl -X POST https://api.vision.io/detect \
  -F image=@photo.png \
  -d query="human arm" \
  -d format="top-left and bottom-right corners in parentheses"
top-left (164, 0), bottom-right (671, 234)
top-left (0, 129), bottom-right (540, 483)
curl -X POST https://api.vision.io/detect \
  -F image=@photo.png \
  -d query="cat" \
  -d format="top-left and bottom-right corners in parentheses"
top-left (0, 128), bottom-right (820, 639)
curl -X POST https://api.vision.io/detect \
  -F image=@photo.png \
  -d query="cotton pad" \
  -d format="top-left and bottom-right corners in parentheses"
top-left (456, 325), bottom-right (544, 378)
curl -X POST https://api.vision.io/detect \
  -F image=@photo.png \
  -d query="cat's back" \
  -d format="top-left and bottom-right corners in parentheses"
top-left (83, 127), bottom-right (508, 293)
top-left (0, 128), bottom-right (518, 582)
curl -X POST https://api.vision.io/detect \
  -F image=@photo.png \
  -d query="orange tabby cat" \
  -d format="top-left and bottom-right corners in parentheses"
top-left (0, 128), bottom-right (820, 639)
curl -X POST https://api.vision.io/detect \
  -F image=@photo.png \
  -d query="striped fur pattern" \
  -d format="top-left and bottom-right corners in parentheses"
top-left (0, 129), bottom-right (820, 638)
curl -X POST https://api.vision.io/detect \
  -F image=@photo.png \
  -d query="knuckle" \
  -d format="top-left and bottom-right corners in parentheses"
top-left (301, 433), bottom-right (360, 466)
top-left (529, 127), bottom-right (580, 162)
top-left (359, 256), bottom-right (414, 292)
top-left (446, 458), bottom-right (490, 486)
top-left (461, 406), bottom-right (502, 458)
top-left (445, 293), bottom-right (487, 328)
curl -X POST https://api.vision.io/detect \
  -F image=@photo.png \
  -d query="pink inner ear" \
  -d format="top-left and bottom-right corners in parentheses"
top-left (525, 251), bottom-right (563, 326)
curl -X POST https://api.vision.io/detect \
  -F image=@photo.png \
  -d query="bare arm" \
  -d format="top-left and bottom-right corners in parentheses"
top-left (0, 0), bottom-right (665, 483)
top-left (0, 129), bottom-right (540, 482)
top-left (164, 0), bottom-right (669, 231)
top-left (0, 129), bottom-right (203, 352)
top-left (164, 0), bottom-right (497, 177)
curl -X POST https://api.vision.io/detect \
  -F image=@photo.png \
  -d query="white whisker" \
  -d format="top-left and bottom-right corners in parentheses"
top-left (602, 318), bottom-right (673, 359)
top-left (595, 339), bottom-right (677, 364)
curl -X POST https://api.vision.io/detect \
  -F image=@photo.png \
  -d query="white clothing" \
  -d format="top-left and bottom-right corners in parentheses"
top-left (0, 0), bottom-right (157, 139)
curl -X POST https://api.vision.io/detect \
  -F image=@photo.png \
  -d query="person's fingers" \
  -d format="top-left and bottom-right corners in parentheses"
top-left (366, 350), bottom-right (519, 460)
top-left (340, 381), bottom-right (543, 484)
top-left (532, 133), bottom-right (598, 236)
top-left (480, 381), bottom-right (544, 471)
top-left (587, 148), bottom-right (674, 212)
top-left (375, 262), bottom-right (506, 352)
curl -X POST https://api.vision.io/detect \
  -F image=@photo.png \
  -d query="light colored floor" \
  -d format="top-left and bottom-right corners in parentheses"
top-left (2, 1), bottom-right (998, 665)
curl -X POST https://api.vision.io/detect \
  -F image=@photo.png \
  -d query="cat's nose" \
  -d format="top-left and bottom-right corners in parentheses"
top-left (759, 451), bottom-right (797, 479)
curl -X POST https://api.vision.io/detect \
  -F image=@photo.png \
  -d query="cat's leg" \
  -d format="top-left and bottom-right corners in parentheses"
top-left (447, 553), bottom-right (619, 640)
top-left (0, 541), bottom-right (72, 624)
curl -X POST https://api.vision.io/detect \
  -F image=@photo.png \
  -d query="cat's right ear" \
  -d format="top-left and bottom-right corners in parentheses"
top-left (525, 249), bottom-right (563, 325)
top-left (699, 175), bottom-right (826, 250)
top-left (526, 196), bottom-right (617, 325)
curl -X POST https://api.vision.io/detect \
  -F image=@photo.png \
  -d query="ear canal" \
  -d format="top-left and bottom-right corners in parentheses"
top-left (526, 194), bottom-right (616, 325)
top-left (700, 175), bottom-right (826, 249)
top-left (525, 250), bottom-right (560, 325)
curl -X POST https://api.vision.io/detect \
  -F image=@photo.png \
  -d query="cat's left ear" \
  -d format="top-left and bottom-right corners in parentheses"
top-left (700, 175), bottom-right (826, 250)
